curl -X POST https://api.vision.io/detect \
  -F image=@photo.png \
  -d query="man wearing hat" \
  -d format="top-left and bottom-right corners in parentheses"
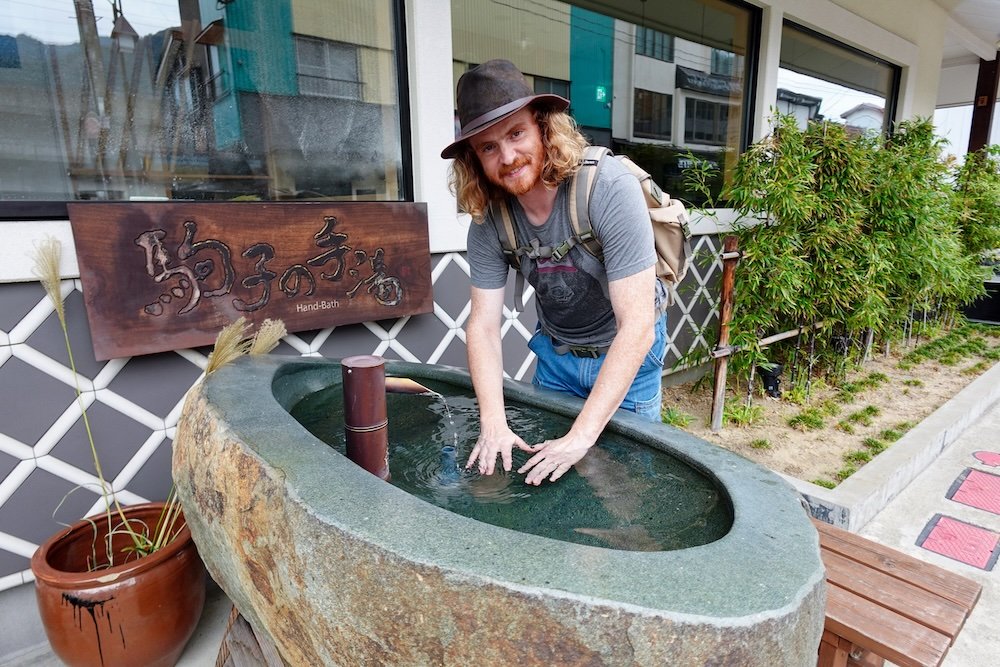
top-left (443, 59), bottom-right (668, 486)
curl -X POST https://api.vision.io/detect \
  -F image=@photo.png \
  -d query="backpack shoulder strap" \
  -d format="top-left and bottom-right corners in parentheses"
top-left (487, 199), bottom-right (530, 311)
top-left (488, 200), bottom-right (521, 271)
top-left (565, 146), bottom-right (612, 262)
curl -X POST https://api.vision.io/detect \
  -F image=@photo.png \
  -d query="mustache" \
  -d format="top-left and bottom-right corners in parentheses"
top-left (500, 156), bottom-right (532, 178)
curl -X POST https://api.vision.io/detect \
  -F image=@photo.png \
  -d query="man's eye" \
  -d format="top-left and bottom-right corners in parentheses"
top-left (511, 130), bottom-right (524, 139)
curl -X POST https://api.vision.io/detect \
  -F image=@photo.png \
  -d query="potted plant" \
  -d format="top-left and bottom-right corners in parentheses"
top-left (31, 499), bottom-right (206, 667)
top-left (24, 240), bottom-right (285, 667)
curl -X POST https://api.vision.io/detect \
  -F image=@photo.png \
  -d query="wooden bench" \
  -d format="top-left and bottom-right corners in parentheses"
top-left (814, 518), bottom-right (982, 667)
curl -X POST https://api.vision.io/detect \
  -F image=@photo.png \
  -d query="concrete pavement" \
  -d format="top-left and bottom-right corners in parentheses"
top-left (861, 388), bottom-right (1000, 666)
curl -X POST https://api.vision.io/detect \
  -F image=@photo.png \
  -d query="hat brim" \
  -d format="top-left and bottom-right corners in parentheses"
top-left (440, 94), bottom-right (569, 159)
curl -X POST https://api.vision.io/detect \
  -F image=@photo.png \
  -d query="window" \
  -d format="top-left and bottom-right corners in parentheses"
top-left (450, 0), bottom-right (758, 205)
top-left (0, 0), bottom-right (409, 214)
top-left (0, 35), bottom-right (19, 68)
top-left (634, 89), bottom-right (672, 140)
top-left (533, 76), bottom-right (570, 100)
top-left (295, 37), bottom-right (362, 100)
top-left (711, 49), bottom-right (734, 76)
top-left (205, 45), bottom-right (229, 101)
top-left (685, 98), bottom-right (730, 145)
top-left (636, 27), bottom-right (673, 63)
top-left (777, 22), bottom-right (899, 135)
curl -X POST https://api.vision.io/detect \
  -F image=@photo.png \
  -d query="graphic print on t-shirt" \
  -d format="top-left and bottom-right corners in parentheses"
top-left (531, 256), bottom-right (612, 334)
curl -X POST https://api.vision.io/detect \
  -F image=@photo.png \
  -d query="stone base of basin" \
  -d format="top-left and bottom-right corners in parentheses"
top-left (174, 357), bottom-right (825, 666)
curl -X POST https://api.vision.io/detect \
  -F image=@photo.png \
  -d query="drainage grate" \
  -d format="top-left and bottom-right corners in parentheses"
top-left (917, 514), bottom-right (1000, 570)
top-left (947, 467), bottom-right (1000, 515)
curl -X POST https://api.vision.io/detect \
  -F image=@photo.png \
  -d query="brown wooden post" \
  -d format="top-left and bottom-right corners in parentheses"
top-left (968, 54), bottom-right (1000, 154)
top-left (710, 236), bottom-right (739, 432)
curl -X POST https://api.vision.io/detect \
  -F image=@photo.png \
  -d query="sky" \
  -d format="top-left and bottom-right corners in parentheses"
top-left (1, 0), bottom-right (180, 45)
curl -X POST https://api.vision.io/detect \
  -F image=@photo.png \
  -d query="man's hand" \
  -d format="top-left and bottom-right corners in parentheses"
top-left (517, 433), bottom-right (594, 485)
top-left (466, 425), bottom-right (532, 475)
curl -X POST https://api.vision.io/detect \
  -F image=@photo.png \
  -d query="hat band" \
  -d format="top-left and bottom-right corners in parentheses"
top-left (461, 96), bottom-right (536, 137)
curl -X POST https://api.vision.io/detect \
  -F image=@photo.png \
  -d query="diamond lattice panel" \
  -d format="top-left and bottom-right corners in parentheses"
top-left (0, 246), bottom-right (723, 589)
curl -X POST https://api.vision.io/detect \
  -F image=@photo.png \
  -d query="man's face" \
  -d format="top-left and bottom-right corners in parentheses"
top-left (469, 108), bottom-right (545, 197)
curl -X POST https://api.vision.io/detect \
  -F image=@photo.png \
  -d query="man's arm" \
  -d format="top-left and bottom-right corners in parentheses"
top-left (465, 285), bottom-right (531, 474)
top-left (518, 266), bottom-right (656, 485)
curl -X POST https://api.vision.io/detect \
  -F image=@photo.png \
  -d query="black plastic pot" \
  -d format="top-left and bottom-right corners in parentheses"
top-left (758, 363), bottom-right (783, 398)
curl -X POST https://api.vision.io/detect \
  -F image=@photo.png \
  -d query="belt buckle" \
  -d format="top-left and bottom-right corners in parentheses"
top-left (568, 345), bottom-right (600, 359)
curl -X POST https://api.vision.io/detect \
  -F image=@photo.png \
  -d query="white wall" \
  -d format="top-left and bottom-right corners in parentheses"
top-left (406, 0), bottom-right (466, 254)
top-left (938, 62), bottom-right (981, 107)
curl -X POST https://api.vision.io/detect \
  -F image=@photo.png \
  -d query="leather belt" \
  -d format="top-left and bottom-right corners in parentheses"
top-left (551, 338), bottom-right (610, 358)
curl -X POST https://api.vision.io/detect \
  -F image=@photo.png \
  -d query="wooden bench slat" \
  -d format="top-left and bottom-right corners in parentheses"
top-left (822, 549), bottom-right (969, 640)
top-left (812, 519), bottom-right (982, 610)
top-left (825, 583), bottom-right (953, 667)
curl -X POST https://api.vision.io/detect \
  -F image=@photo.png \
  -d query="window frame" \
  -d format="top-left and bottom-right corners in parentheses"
top-left (635, 26), bottom-right (675, 63)
top-left (294, 35), bottom-right (363, 100)
top-left (0, 0), bottom-right (414, 220)
top-left (633, 88), bottom-right (673, 141)
top-left (779, 20), bottom-right (900, 136)
top-left (683, 96), bottom-right (732, 146)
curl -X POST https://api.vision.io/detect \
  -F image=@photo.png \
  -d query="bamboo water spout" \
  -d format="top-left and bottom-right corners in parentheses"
top-left (341, 355), bottom-right (433, 479)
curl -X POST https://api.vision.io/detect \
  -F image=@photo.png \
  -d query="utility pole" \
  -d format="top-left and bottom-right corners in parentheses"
top-left (73, 1), bottom-right (109, 193)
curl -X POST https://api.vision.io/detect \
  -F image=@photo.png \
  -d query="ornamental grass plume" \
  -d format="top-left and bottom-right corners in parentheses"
top-left (205, 317), bottom-right (287, 373)
top-left (32, 238), bottom-right (169, 567)
top-left (32, 238), bottom-right (111, 504)
top-left (204, 317), bottom-right (253, 374)
top-left (249, 318), bottom-right (287, 356)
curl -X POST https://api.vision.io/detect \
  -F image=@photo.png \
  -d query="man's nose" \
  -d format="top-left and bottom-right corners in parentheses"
top-left (498, 141), bottom-right (517, 164)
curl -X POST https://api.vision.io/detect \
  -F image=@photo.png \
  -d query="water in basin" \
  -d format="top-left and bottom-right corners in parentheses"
top-left (290, 378), bottom-right (731, 552)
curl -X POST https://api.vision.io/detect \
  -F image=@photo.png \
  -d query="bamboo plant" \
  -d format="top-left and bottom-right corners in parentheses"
top-left (685, 111), bottom-right (997, 402)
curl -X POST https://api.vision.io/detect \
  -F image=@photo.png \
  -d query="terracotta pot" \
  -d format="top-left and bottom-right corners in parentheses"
top-left (31, 502), bottom-right (207, 667)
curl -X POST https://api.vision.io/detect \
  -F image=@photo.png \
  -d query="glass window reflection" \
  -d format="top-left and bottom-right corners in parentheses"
top-left (0, 0), bottom-right (407, 206)
top-left (449, 0), bottom-right (756, 206)
top-left (777, 22), bottom-right (899, 136)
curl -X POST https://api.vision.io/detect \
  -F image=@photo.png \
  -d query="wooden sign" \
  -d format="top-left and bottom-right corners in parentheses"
top-left (67, 202), bottom-right (432, 360)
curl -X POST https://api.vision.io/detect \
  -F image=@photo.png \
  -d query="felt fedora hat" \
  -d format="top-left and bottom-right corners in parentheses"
top-left (440, 59), bottom-right (569, 159)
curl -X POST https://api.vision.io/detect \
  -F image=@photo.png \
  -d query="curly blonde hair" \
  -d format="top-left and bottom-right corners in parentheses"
top-left (448, 107), bottom-right (589, 222)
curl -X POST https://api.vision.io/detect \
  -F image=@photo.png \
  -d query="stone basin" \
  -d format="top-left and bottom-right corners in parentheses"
top-left (173, 356), bottom-right (825, 666)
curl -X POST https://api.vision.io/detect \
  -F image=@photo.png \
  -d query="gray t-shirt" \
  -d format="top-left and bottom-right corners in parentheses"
top-left (468, 154), bottom-right (662, 347)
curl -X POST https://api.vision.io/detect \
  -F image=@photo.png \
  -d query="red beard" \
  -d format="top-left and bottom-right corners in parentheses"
top-left (490, 146), bottom-right (544, 196)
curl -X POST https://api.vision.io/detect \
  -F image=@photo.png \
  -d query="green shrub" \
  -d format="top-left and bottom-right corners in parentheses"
top-left (879, 428), bottom-right (903, 442)
top-left (788, 408), bottom-right (825, 431)
top-left (862, 437), bottom-right (887, 454)
top-left (725, 403), bottom-right (764, 427)
top-left (844, 449), bottom-right (872, 464)
top-left (835, 465), bottom-right (858, 482)
top-left (661, 406), bottom-right (694, 428)
top-left (836, 420), bottom-right (856, 434)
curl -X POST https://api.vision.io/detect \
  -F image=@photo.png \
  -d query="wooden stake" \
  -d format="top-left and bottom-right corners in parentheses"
top-left (711, 236), bottom-right (739, 432)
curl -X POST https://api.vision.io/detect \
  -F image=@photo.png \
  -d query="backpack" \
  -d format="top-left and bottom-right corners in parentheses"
top-left (489, 146), bottom-right (693, 310)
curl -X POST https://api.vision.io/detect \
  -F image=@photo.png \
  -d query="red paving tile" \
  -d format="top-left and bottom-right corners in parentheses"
top-left (917, 514), bottom-right (1000, 570)
top-left (947, 468), bottom-right (1000, 515)
top-left (973, 451), bottom-right (1000, 467)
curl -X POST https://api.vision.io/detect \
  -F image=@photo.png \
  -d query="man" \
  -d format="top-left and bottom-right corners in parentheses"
top-left (442, 60), bottom-right (668, 485)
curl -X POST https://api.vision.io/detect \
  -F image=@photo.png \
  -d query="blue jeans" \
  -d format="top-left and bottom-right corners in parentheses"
top-left (527, 314), bottom-right (667, 422)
